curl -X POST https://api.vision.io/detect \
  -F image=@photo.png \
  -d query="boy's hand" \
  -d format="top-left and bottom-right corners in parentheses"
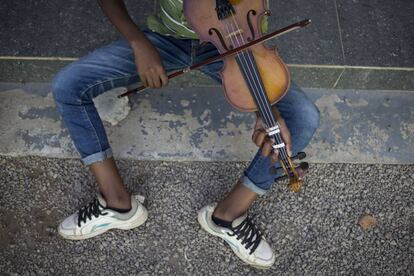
top-left (131, 38), bottom-right (168, 89)
top-left (251, 107), bottom-right (292, 164)
top-left (97, 0), bottom-right (168, 88)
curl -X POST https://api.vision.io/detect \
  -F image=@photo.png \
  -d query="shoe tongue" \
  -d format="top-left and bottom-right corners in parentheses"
top-left (231, 213), bottom-right (248, 228)
top-left (97, 194), bottom-right (107, 208)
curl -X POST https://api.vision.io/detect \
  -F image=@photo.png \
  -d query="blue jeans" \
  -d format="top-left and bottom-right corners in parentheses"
top-left (52, 29), bottom-right (320, 196)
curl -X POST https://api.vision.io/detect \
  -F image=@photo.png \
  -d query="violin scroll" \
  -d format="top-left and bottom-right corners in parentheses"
top-left (274, 153), bottom-right (308, 192)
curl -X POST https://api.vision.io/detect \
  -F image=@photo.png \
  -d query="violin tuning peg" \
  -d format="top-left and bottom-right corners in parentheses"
top-left (292, 152), bottom-right (306, 160)
top-left (264, 10), bottom-right (272, 16)
top-left (299, 162), bottom-right (309, 171)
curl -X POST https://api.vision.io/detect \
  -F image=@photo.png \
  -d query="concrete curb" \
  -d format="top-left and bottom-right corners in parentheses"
top-left (1, 83), bottom-right (413, 164)
top-left (1, 58), bottom-right (414, 91)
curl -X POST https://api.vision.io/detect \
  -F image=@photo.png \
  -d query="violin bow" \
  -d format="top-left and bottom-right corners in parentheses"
top-left (118, 19), bottom-right (311, 98)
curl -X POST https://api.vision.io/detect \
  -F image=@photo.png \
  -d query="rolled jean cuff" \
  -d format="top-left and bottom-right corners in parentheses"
top-left (81, 148), bottom-right (113, 166)
top-left (239, 175), bottom-right (268, 196)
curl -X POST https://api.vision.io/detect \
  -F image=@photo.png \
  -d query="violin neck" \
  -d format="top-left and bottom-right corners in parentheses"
top-left (234, 50), bottom-right (292, 169)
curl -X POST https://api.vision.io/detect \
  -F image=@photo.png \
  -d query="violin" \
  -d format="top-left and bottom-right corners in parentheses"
top-left (119, 0), bottom-right (311, 192)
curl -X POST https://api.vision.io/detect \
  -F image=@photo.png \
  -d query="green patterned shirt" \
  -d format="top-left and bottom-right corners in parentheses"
top-left (147, 0), bottom-right (269, 39)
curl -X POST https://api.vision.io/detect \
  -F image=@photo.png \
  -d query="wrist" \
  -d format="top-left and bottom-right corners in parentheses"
top-left (129, 40), bottom-right (143, 51)
top-left (129, 34), bottom-right (148, 51)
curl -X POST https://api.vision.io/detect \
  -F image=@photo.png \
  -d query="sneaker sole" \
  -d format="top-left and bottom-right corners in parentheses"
top-left (197, 206), bottom-right (274, 269)
top-left (59, 205), bottom-right (148, 241)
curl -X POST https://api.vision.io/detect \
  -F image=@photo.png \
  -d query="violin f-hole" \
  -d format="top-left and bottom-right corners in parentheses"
top-left (247, 10), bottom-right (257, 41)
top-left (208, 27), bottom-right (233, 50)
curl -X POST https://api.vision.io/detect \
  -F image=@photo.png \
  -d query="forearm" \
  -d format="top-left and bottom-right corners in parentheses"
top-left (97, 0), bottom-right (146, 46)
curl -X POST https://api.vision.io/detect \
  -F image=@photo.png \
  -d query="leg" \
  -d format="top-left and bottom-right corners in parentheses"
top-left (52, 39), bottom-right (139, 209)
top-left (53, 30), bottom-right (194, 239)
top-left (196, 82), bottom-right (319, 268)
top-left (195, 42), bottom-right (320, 217)
top-left (53, 31), bottom-right (193, 207)
top-left (193, 43), bottom-right (320, 267)
top-left (214, 82), bottom-right (320, 220)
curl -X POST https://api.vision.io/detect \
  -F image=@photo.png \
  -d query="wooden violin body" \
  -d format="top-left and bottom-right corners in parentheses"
top-left (184, 0), bottom-right (306, 192)
top-left (184, 0), bottom-right (290, 112)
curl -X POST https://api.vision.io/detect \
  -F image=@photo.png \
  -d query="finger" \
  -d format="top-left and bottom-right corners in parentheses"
top-left (279, 121), bottom-right (293, 156)
top-left (270, 149), bottom-right (279, 164)
top-left (146, 74), bottom-right (156, 88)
top-left (251, 130), bottom-right (260, 143)
top-left (140, 74), bottom-right (149, 87)
top-left (261, 139), bottom-right (273, 157)
top-left (159, 68), bottom-right (168, 87)
top-left (254, 117), bottom-right (265, 131)
top-left (148, 69), bottom-right (161, 88)
top-left (152, 73), bottom-right (162, 88)
top-left (254, 131), bottom-right (267, 147)
top-left (283, 131), bottom-right (293, 156)
top-left (147, 70), bottom-right (160, 88)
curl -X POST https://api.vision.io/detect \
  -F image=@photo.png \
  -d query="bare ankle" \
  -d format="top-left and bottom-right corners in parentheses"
top-left (213, 206), bottom-right (241, 222)
top-left (103, 193), bottom-right (131, 210)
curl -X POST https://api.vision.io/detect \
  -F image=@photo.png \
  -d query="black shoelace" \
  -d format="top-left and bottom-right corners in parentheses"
top-left (77, 198), bottom-right (108, 227)
top-left (227, 216), bottom-right (262, 255)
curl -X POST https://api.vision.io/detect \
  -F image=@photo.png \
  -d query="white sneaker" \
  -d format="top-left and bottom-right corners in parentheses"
top-left (58, 194), bottom-right (148, 240)
top-left (198, 203), bottom-right (275, 269)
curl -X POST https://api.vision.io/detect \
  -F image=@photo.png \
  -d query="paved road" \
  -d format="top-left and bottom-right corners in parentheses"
top-left (0, 156), bottom-right (413, 275)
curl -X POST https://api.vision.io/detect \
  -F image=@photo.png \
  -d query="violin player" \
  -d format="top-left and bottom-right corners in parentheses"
top-left (52, 0), bottom-right (320, 268)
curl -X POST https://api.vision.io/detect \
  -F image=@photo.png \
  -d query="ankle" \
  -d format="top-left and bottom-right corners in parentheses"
top-left (213, 206), bottom-right (243, 222)
top-left (103, 193), bottom-right (131, 210)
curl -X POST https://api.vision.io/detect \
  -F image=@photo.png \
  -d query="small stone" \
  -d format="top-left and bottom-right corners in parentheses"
top-left (358, 215), bottom-right (377, 230)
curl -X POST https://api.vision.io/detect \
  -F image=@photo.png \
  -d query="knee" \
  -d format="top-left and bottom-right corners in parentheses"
top-left (291, 102), bottom-right (320, 153)
top-left (52, 64), bottom-right (85, 106)
top-left (304, 102), bottom-right (320, 132)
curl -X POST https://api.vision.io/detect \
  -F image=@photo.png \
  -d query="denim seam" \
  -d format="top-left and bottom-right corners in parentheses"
top-left (78, 74), bottom-right (138, 158)
top-left (239, 175), bottom-right (267, 196)
top-left (190, 40), bottom-right (194, 65)
top-left (82, 148), bottom-right (113, 165)
top-left (81, 104), bottom-right (103, 153)
top-left (78, 74), bottom-right (137, 104)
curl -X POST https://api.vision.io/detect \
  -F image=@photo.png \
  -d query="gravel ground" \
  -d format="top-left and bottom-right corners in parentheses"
top-left (0, 155), bottom-right (413, 275)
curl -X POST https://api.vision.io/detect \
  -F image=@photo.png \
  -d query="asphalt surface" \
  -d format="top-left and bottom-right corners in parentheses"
top-left (0, 155), bottom-right (413, 275)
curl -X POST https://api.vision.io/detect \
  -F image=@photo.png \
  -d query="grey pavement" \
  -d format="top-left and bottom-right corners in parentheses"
top-left (1, 155), bottom-right (413, 275)
top-left (2, 1), bottom-right (414, 90)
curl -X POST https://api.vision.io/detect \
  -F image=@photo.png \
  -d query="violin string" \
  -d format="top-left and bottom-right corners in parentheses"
top-left (226, 26), bottom-right (290, 171)
top-left (223, 21), bottom-right (274, 141)
top-left (226, 14), bottom-right (292, 170)
top-left (226, 20), bottom-right (287, 166)
top-left (227, 14), bottom-right (292, 168)
top-left (225, 18), bottom-right (291, 170)
top-left (223, 18), bottom-right (288, 168)
top-left (230, 26), bottom-right (292, 172)
top-left (223, 21), bottom-right (276, 141)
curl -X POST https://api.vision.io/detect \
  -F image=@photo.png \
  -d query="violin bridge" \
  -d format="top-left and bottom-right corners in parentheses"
top-left (225, 29), bottom-right (244, 39)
